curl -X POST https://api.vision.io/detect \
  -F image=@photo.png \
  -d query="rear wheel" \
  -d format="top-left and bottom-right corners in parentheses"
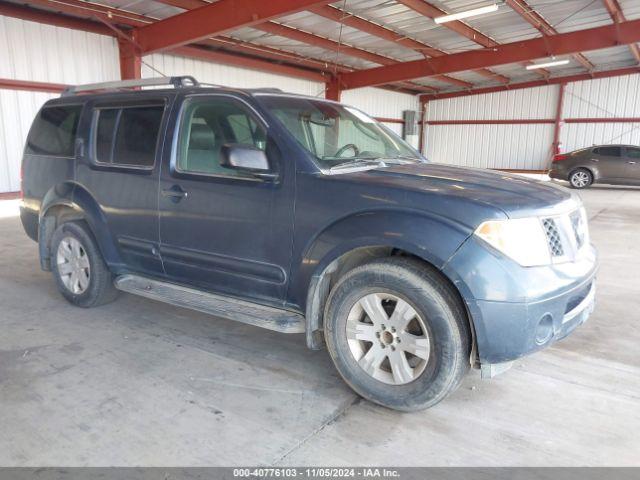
top-left (324, 257), bottom-right (470, 411)
top-left (569, 168), bottom-right (593, 189)
top-left (50, 221), bottom-right (118, 307)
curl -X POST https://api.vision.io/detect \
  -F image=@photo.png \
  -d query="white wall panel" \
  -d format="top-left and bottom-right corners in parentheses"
top-left (563, 74), bottom-right (640, 118)
top-left (428, 85), bottom-right (558, 121)
top-left (425, 123), bottom-right (555, 170)
top-left (141, 53), bottom-right (324, 96)
top-left (341, 87), bottom-right (420, 118)
top-left (561, 123), bottom-right (640, 153)
top-left (0, 90), bottom-right (56, 192)
top-left (0, 15), bottom-right (119, 84)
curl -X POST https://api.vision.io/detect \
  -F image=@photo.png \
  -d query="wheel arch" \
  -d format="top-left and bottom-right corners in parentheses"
top-left (569, 166), bottom-right (597, 184)
top-left (39, 182), bottom-right (122, 271)
top-left (298, 210), bottom-right (476, 359)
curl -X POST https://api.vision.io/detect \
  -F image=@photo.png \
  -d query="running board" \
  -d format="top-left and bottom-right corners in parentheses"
top-left (114, 274), bottom-right (305, 334)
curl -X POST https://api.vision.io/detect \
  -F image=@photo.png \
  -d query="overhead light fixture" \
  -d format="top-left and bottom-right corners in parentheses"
top-left (434, 4), bottom-right (499, 24)
top-left (526, 59), bottom-right (571, 70)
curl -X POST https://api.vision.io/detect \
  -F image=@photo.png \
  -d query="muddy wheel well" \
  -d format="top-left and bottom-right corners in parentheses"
top-left (38, 205), bottom-right (86, 270)
top-left (305, 247), bottom-right (477, 366)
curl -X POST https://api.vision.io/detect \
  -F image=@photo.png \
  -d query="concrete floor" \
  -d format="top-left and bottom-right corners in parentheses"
top-left (0, 184), bottom-right (639, 466)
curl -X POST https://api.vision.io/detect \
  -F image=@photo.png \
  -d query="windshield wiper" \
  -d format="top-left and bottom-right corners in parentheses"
top-left (328, 158), bottom-right (386, 171)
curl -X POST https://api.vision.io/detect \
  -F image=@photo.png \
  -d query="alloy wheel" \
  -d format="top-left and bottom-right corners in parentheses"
top-left (571, 171), bottom-right (590, 188)
top-left (56, 236), bottom-right (91, 294)
top-left (346, 293), bottom-right (430, 385)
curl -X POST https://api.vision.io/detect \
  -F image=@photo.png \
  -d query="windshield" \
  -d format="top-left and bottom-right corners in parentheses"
top-left (258, 95), bottom-right (423, 171)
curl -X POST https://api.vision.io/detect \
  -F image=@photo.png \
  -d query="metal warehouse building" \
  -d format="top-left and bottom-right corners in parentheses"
top-left (1, 0), bottom-right (640, 192)
top-left (0, 0), bottom-right (639, 471)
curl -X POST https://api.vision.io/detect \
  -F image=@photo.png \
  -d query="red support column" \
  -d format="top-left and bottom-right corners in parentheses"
top-left (552, 82), bottom-right (566, 155)
top-left (325, 77), bottom-right (341, 101)
top-left (118, 34), bottom-right (141, 80)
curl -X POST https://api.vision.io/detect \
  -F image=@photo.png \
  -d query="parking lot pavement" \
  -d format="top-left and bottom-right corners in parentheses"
top-left (1, 185), bottom-right (639, 466)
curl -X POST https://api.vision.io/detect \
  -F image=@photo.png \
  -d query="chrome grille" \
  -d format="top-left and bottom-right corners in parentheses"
top-left (570, 210), bottom-right (585, 249)
top-left (542, 218), bottom-right (564, 257)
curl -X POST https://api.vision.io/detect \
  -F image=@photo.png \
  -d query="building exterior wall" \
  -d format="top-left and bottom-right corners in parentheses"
top-left (0, 16), bottom-right (420, 192)
top-left (425, 86), bottom-right (558, 170)
top-left (560, 74), bottom-right (640, 152)
top-left (425, 74), bottom-right (640, 170)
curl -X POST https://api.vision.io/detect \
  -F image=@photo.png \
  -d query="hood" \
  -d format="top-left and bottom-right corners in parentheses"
top-left (338, 162), bottom-right (580, 218)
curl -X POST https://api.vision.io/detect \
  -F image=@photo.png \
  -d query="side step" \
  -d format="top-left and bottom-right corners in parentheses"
top-left (114, 274), bottom-right (305, 334)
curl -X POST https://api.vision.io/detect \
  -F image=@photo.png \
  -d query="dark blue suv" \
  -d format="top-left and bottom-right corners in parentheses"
top-left (20, 77), bottom-right (597, 411)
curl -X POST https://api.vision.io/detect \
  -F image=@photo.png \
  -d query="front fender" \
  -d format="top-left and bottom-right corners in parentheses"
top-left (289, 209), bottom-right (473, 347)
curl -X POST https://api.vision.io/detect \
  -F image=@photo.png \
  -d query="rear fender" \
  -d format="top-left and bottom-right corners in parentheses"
top-left (39, 182), bottom-right (122, 270)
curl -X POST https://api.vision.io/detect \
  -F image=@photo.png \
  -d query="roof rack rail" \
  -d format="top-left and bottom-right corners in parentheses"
top-left (61, 76), bottom-right (199, 96)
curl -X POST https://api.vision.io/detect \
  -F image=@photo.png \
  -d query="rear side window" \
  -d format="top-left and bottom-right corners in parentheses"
top-left (92, 105), bottom-right (164, 167)
top-left (26, 105), bottom-right (81, 157)
top-left (626, 147), bottom-right (640, 159)
top-left (593, 146), bottom-right (622, 157)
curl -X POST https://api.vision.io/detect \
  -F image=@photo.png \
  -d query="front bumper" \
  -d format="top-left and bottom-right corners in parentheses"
top-left (443, 236), bottom-right (598, 365)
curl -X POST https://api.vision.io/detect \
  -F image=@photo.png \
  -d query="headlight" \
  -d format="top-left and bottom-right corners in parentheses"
top-left (475, 217), bottom-right (551, 267)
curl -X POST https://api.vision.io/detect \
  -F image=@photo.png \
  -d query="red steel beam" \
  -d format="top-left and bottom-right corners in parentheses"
top-left (136, 0), bottom-right (334, 54)
top-left (396, 0), bottom-right (547, 77)
top-left (340, 20), bottom-right (640, 90)
top-left (421, 66), bottom-right (640, 101)
top-left (0, 78), bottom-right (67, 93)
top-left (173, 46), bottom-right (327, 82)
top-left (310, 5), bottom-right (508, 84)
top-left (0, 1), bottom-right (112, 34)
top-left (602, 0), bottom-right (640, 63)
top-left (564, 117), bottom-right (640, 123)
top-left (256, 22), bottom-right (470, 89)
top-left (4, 1), bottom-right (337, 82)
top-left (427, 119), bottom-right (555, 125)
top-left (310, 4), bottom-right (443, 57)
top-left (505, 0), bottom-right (594, 71)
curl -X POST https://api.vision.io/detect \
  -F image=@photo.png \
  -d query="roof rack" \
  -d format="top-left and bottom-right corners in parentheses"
top-left (61, 76), bottom-right (199, 96)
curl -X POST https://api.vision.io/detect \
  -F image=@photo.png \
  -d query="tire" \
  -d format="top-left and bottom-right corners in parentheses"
top-left (324, 257), bottom-right (470, 411)
top-left (50, 221), bottom-right (118, 308)
top-left (569, 168), bottom-right (593, 189)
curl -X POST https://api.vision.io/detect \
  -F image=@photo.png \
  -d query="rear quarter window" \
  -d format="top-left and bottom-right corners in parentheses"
top-left (92, 104), bottom-right (165, 168)
top-left (26, 105), bottom-right (82, 157)
top-left (593, 146), bottom-right (622, 157)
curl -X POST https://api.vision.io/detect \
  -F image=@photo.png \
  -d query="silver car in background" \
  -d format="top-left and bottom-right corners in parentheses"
top-left (549, 145), bottom-right (640, 188)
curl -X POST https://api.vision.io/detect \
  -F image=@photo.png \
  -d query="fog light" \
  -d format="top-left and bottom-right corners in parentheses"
top-left (535, 315), bottom-right (554, 345)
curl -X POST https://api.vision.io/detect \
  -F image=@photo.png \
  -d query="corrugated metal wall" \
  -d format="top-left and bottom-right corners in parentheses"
top-left (142, 54), bottom-right (420, 143)
top-left (0, 17), bottom-right (419, 192)
top-left (425, 74), bottom-right (640, 170)
top-left (425, 86), bottom-right (558, 170)
top-left (0, 15), bottom-right (119, 192)
top-left (561, 74), bottom-right (640, 151)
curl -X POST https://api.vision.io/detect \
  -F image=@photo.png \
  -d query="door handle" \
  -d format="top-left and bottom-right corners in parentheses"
top-left (590, 158), bottom-right (599, 162)
top-left (628, 161), bottom-right (637, 164)
top-left (162, 185), bottom-right (189, 203)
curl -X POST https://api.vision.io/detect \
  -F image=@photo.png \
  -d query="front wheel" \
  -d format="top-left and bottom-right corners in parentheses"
top-left (569, 168), bottom-right (593, 189)
top-left (324, 257), bottom-right (470, 411)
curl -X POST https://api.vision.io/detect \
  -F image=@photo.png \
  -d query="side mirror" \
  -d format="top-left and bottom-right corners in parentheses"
top-left (220, 144), bottom-right (276, 180)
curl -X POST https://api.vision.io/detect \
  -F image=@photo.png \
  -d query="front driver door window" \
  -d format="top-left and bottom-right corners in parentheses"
top-left (175, 99), bottom-right (267, 177)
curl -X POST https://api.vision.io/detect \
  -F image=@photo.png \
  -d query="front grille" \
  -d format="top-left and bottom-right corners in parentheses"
top-left (570, 210), bottom-right (585, 249)
top-left (542, 218), bottom-right (564, 256)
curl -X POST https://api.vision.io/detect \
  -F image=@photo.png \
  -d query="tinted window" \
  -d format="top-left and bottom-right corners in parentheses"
top-left (93, 105), bottom-right (164, 167)
top-left (626, 147), bottom-right (640, 159)
top-left (26, 105), bottom-right (81, 156)
top-left (95, 109), bottom-right (119, 163)
top-left (176, 98), bottom-right (266, 176)
top-left (593, 146), bottom-right (622, 157)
